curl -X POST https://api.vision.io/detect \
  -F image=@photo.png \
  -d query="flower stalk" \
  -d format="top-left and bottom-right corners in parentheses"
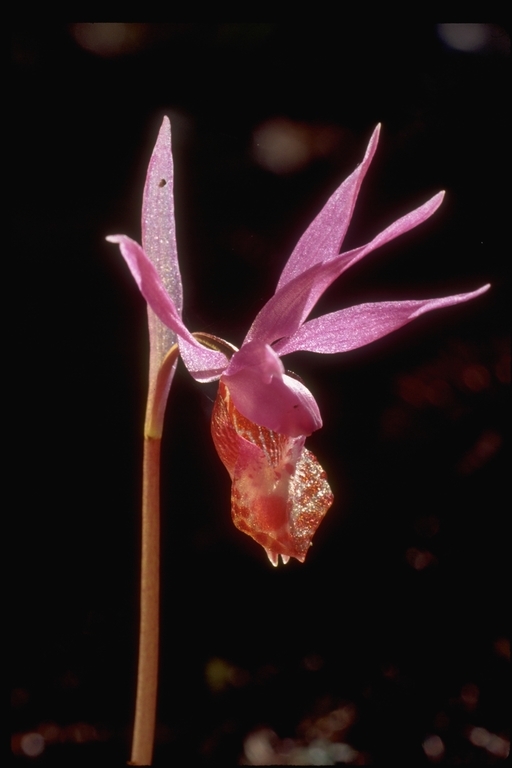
top-left (129, 432), bottom-right (160, 767)
top-left (129, 344), bottom-right (179, 767)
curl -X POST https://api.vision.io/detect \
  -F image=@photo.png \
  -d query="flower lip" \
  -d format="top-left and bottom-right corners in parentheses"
top-left (211, 380), bottom-right (333, 564)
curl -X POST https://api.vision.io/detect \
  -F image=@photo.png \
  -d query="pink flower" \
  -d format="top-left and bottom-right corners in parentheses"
top-left (107, 117), bottom-right (489, 565)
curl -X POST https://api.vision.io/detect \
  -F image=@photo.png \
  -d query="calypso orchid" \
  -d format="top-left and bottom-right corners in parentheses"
top-left (108, 117), bottom-right (489, 567)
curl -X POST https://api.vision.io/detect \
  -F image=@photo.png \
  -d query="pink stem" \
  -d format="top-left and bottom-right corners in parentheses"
top-left (129, 345), bottom-right (179, 766)
top-left (129, 434), bottom-right (161, 766)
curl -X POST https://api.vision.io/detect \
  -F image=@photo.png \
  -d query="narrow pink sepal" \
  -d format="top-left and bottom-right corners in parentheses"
top-left (107, 234), bottom-right (227, 373)
top-left (246, 192), bottom-right (445, 348)
top-left (244, 262), bottom-right (324, 346)
top-left (107, 235), bottom-right (190, 335)
top-left (222, 342), bottom-right (322, 436)
top-left (277, 125), bottom-right (381, 290)
top-left (274, 285), bottom-right (491, 356)
top-left (142, 116), bottom-right (183, 315)
top-left (331, 191), bottom-right (446, 282)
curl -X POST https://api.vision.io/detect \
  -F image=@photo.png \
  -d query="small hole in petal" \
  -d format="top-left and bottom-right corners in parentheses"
top-left (158, 179), bottom-right (167, 187)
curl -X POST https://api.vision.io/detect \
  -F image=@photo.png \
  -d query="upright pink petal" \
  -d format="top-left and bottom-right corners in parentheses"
top-left (329, 191), bottom-right (446, 285)
top-left (138, 117), bottom-right (183, 382)
top-left (142, 116), bottom-right (183, 316)
top-left (273, 285), bottom-right (491, 356)
top-left (244, 262), bottom-right (324, 346)
top-left (277, 125), bottom-right (381, 290)
top-left (245, 193), bottom-right (445, 347)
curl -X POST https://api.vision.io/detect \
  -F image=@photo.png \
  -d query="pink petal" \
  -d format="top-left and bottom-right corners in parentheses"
top-left (277, 125), bottom-right (381, 290)
top-left (107, 234), bottom-right (228, 373)
top-left (142, 116), bottom-right (183, 316)
top-left (330, 191), bottom-right (446, 283)
top-left (246, 192), bottom-right (445, 347)
top-left (244, 262), bottom-right (324, 346)
top-left (273, 285), bottom-right (491, 356)
top-left (107, 234), bottom-right (189, 334)
top-left (222, 342), bottom-right (322, 436)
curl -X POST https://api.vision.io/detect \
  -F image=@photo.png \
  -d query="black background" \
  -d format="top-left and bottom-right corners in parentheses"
top-left (11, 24), bottom-right (509, 766)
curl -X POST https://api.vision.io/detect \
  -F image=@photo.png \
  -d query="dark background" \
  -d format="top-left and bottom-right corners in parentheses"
top-left (11, 24), bottom-right (509, 766)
